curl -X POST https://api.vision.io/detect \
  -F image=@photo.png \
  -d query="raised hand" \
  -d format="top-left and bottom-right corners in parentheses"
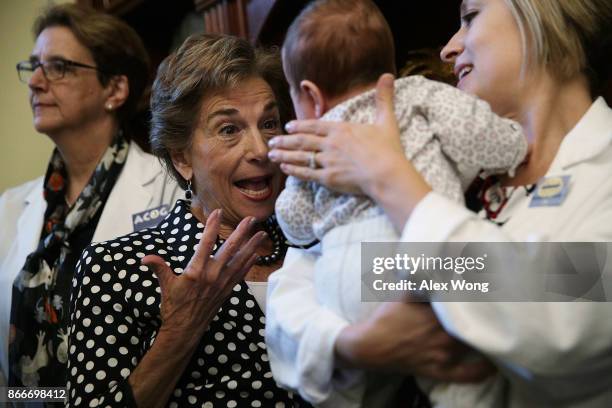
top-left (141, 209), bottom-right (266, 346)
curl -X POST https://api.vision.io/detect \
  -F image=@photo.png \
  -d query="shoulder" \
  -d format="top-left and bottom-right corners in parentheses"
top-left (118, 141), bottom-right (181, 199)
top-left (0, 176), bottom-right (44, 205)
top-left (84, 226), bottom-right (167, 264)
top-left (0, 177), bottom-right (44, 229)
top-left (395, 75), bottom-right (441, 94)
top-left (396, 75), bottom-right (476, 104)
top-left (122, 141), bottom-right (164, 180)
top-left (75, 227), bottom-right (167, 301)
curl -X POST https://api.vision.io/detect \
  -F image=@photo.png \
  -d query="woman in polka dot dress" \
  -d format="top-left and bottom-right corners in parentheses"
top-left (67, 34), bottom-right (306, 407)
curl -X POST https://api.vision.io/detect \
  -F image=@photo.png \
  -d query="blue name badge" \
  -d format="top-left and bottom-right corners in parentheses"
top-left (529, 175), bottom-right (571, 208)
top-left (132, 205), bottom-right (170, 231)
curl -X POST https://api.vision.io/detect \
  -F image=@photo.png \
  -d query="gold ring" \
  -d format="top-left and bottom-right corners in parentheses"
top-left (308, 151), bottom-right (317, 169)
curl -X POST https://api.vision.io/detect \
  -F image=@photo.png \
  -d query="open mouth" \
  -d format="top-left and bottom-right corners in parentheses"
top-left (234, 175), bottom-right (273, 201)
top-left (457, 65), bottom-right (473, 81)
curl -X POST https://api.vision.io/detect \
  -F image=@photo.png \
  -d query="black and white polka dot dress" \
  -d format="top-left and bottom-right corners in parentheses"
top-left (67, 200), bottom-right (306, 407)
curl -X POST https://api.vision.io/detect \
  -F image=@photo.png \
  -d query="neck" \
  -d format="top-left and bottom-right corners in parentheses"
top-left (50, 117), bottom-right (118, 205)
top-left (505, 74), bottom-right (592, 186)
top-left (325, 81), bottom-right (378, 113)
top-left (189, 202), bottom-right (275, 259)
top-left (189, 202), bottom-right (266, 239)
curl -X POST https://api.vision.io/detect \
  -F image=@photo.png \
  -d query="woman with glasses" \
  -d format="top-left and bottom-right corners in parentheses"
top-left (0, 4), bottom-right (181, 388)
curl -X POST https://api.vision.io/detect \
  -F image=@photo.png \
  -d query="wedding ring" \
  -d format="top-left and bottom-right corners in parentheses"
top-left (308, 151), bottom-right (318, 169)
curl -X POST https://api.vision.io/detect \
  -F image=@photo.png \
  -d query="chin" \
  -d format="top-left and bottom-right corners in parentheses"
top-left (33, 118), bottom-right (61, 135)
top-left (239, 201), bottom-right (276, 223)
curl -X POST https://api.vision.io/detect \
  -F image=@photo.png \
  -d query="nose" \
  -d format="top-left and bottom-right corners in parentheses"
top-left (245, 128), bottom-right (270, 163)
top-left (28, 65), bottom-right (48, 92)
top-left (440, 27), bottom-right (465, 63)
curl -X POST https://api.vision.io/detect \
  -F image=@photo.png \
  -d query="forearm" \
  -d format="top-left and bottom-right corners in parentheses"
top-left (128, 328), bottom-right (200, 408)
top-left (266, 247), bottom-right (350, 403)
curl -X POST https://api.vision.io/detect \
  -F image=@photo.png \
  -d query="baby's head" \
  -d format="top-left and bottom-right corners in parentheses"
top-left (282, 0), bottom-right (396, 119)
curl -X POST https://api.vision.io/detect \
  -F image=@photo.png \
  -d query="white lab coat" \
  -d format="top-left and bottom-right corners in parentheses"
top-left (0, 141), bottom-right (182, 381)
top-left (266, 97), bottom-right (612, 407)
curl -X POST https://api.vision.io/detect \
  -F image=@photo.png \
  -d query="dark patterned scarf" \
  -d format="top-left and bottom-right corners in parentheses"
top-left (9, 134), bottom-right (129, 387)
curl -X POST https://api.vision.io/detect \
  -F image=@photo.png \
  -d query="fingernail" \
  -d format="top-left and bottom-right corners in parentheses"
top-left (382, 73), bottom-right (395, 85)
top-left (249, 216), bottom-right (258, 226)
top-left (268, 138), bottom-right (278, 147)
top-left (285, 122), bottom-right (295, 132)
top-left (268, 151), bottom-right (278, 160)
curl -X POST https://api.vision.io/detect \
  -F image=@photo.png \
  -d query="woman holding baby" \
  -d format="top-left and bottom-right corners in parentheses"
top-left (267, 0), bottom-right (612, 406)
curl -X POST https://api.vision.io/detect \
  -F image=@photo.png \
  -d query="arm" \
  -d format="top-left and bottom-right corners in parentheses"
top-left (68, 244), bottom-right (149, 407)
top-left (266, 245), bottom-right (491, 404)
top-left (404, 189), bottom-right (612, 356)
top-left (265, 245), bottom-right (351, 404)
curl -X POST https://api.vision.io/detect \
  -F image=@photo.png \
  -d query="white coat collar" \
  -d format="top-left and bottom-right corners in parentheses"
top-left (92, 141), bottom-right (163, 242)
top-left (551, 97), bottom-right (612, 171)
top-left (18, 178), bottom-right (46, 257)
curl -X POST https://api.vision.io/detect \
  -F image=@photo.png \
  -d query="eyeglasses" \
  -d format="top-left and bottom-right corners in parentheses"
top-left (16, 58), bottom-right (104, 83)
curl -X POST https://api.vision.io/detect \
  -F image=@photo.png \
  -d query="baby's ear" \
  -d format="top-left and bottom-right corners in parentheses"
top-left (300, 80), bottom-right (326, 118)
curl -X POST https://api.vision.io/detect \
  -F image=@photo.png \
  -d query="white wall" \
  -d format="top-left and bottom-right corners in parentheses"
top-left (0, 0), bottom-right (72, 194)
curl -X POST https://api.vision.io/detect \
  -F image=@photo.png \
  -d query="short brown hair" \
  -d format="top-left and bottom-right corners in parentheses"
top-left (149, 34), bottom-right (292, 188)
top-left (283, 0), bottom-right (396, 99)
top-left (33, 3), bottom-right (150, 124)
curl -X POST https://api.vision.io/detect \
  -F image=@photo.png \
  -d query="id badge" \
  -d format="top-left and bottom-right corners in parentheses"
top-left (529, 175), bottom-right (571, 207)
top-left (132, 204), bottom-right (170, 231)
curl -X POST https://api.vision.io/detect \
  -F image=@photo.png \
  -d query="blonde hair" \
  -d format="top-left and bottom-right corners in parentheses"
top-left (504, 0), bottom-right (612, 95)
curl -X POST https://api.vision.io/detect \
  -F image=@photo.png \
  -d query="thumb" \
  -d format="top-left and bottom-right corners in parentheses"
top-left (374, 73), bottom-right (398, 132)
top-left (142, 255), bottom-right (174, 294)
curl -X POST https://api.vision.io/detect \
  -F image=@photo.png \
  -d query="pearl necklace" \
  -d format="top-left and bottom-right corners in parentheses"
top-left (215, 215), bottom-right (288, 266)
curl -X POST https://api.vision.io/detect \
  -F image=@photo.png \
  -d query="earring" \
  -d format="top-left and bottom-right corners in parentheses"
top-left (185, 179), bottom-right (193, 201)
top-left (106, 103), bottom-right (113, 111)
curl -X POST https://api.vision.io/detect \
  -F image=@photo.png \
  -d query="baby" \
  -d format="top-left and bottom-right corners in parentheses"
top-left (270, 0), bottom-right (526, 407)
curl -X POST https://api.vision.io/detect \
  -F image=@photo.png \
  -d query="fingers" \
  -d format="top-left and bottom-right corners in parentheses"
top-left (227, 231), bottom-right (266, 271)
top-left (214, 216), bottom-right (256, 265)
top-left (268, 133), bottom-right (324, 152)
top-left (283, 118), bottom-right (332, 136)
top-left (142, 255), bottom-right (175, 293)
top-left (279, 163), bottom-right (323, 182)
top-left (223, 232), bottom-right (267, 288)
top-left (185, 209), bottom-right (221, 278)
top-left (268, 149), bottom-right (314, 167)
top-left (374, 73), bottom-right (399, 133)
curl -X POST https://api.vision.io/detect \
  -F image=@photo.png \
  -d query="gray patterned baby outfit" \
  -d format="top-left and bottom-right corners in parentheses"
top-left (275, 76), bottom-right (528, 245)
